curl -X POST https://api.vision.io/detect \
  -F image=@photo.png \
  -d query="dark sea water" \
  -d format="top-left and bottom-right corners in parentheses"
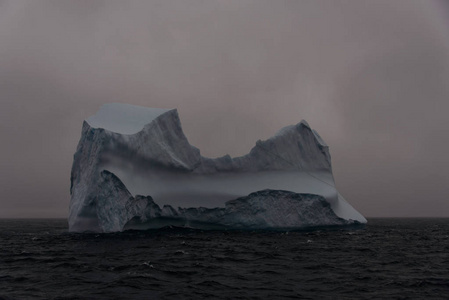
top-left (0, 219), bottom-right (448, 299)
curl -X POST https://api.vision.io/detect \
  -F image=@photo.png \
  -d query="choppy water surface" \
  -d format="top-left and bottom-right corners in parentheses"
top-left (0, 218), bottom-right (448, 299)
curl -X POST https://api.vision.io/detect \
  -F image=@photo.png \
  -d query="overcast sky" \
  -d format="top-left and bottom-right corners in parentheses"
top-left (0, 0), bottom-right (448, 218)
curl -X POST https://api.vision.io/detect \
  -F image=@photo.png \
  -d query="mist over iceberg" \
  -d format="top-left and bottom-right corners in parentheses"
top-left (70, 103), bottom-right (366, 232)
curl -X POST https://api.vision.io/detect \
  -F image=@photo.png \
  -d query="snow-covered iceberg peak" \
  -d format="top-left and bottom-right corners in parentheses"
top-left (86, 103), bottom-right (172, 134)
top-left (69, 103), bottom-right (366, 232)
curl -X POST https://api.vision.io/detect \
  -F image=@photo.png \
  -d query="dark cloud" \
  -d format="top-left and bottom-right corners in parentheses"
top-left (0, 0), bottom-right (448, 217)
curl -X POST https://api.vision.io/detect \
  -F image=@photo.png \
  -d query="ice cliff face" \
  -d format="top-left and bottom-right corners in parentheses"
top-left (69, 103), bottom-right (366, 232)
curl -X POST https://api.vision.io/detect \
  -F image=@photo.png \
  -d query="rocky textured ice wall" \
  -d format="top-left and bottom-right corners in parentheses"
top-left (94, 171), bottom-right (354, 231)
top-left (69, 103), bottom-right (366, 232)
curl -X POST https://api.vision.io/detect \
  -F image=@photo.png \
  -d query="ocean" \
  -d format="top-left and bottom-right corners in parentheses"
top-left (0, 218), bottom-right (448, 299)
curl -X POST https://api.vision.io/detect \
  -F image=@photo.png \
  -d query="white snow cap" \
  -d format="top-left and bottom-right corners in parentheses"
top-left (86, 103), bottom-right (172, 134)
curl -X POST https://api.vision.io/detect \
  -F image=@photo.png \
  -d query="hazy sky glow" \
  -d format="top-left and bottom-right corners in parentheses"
top-left (0, 0), bottom-right (448, 218)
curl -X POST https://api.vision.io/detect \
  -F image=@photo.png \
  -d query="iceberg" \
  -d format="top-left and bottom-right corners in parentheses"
top-left (69, 103), bottom-right (366, 232)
